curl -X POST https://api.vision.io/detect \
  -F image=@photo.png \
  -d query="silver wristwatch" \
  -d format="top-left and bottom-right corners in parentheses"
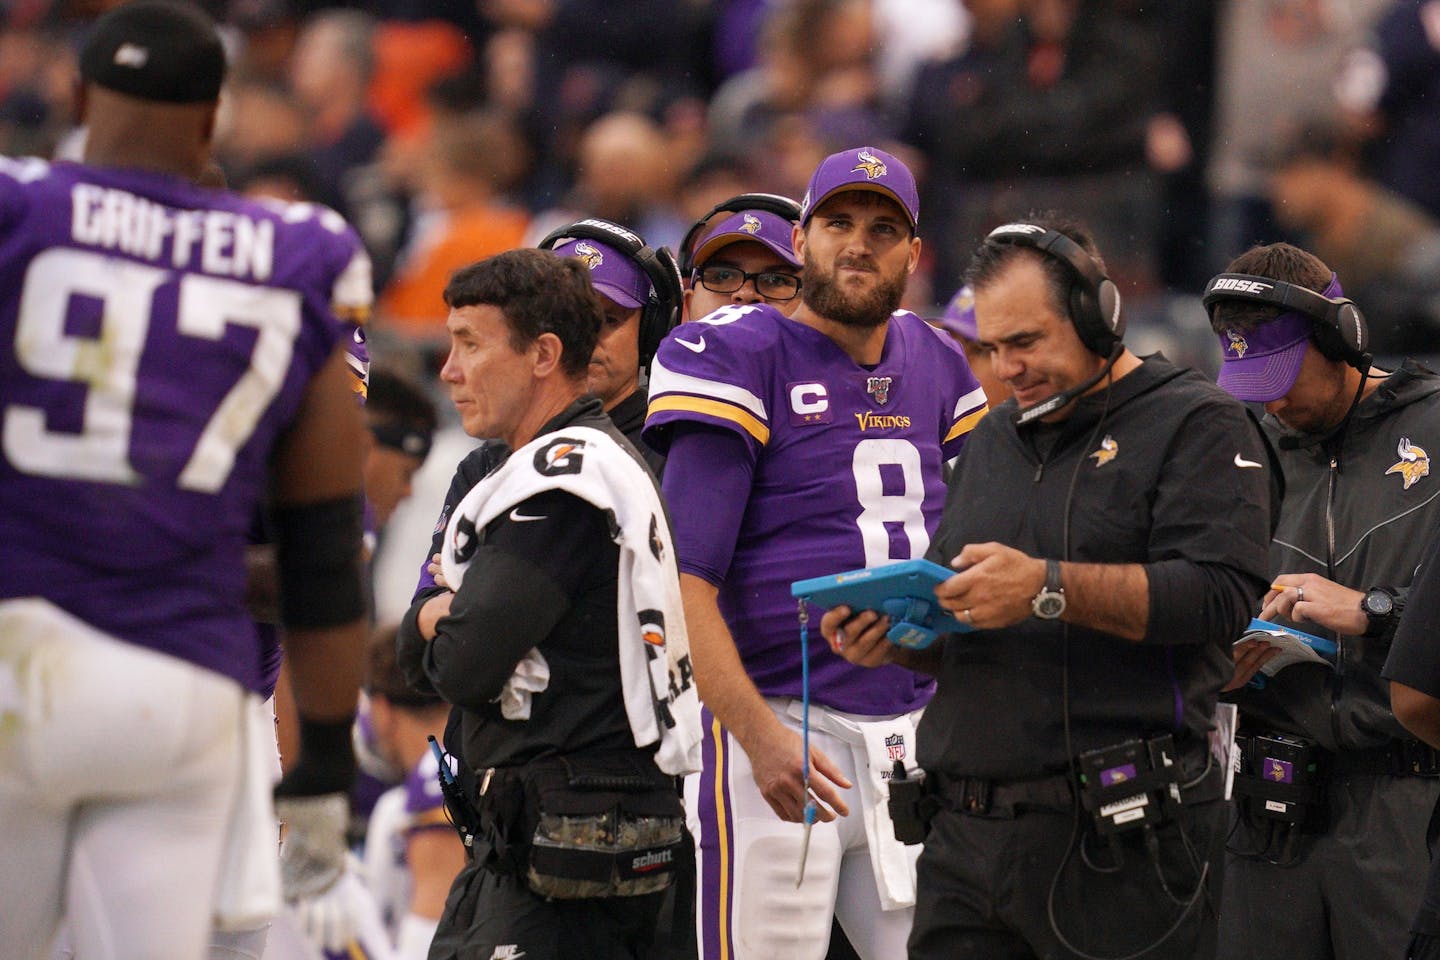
top-left (1032, 559), bottom-right (1066, 620)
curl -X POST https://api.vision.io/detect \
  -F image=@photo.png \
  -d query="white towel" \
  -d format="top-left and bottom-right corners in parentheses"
top-left (786, 701), bottom-right (923, 910)
top-left (497, 649), bottom-right (550, 721)
top-left (442, 426), bottom-right (702, 777)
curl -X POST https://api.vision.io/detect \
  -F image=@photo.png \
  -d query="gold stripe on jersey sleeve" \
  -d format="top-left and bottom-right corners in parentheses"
top-left (648, 395), bottom-right (770, 445)
top-left (334, 303), bottom-right (372, 324)
top-left (944, 405), bottom-right (988, 443)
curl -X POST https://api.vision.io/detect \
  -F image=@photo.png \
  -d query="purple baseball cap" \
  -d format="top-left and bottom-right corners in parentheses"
top-left (1214, 275), bottom-right (1343, 402)
top-left (690, 210), bottom-right (800, 269)
top-left (934, 285), bottom-right (978, 341)
top-left (550, 237), bottom-right (649, 308)
top-left (800, 146), bottom-right (919, 230)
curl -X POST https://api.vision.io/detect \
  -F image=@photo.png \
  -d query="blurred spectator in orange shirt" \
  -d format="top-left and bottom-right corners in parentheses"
top-left (378, 111), bottom-right (531, 342)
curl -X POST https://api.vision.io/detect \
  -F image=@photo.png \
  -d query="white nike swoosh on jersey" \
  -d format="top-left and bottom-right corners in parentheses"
top-left (509, 509), bottom-right (548, 522)
top-left (1234, 453), bottom-right (1263, 468)
top-left (677, 336), bottom-right (706, 353)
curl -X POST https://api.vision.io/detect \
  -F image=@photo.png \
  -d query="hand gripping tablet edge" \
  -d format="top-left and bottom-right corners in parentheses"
top-left (790, 558), bottom-right (973, 650)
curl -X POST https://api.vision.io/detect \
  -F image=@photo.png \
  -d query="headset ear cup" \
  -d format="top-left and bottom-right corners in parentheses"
top-left (1310, 303), bottom-right (1368, 366)
top-left (638, 246), bottom-right (683, 367)
top-left (1309, 323), bottom-right (1346, 363)
top-left (1339, 303), bottom-right (1368, 361)
top-left (1068, 282), bottom-right (1098, 352)
top-left (1068, 278), bottom-right (1122, 356)
top-left (1098, 278), bottom-right (1124, 346)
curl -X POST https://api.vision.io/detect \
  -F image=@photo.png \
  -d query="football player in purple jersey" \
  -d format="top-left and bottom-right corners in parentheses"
top-left (642, 147), bottom-right (988, 960)
top-left (0, 4), bottom-right (370, 959)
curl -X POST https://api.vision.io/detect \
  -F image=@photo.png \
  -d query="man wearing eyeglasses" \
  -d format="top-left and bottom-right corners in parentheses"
top-left (684, 208), bottom-right (804, 321)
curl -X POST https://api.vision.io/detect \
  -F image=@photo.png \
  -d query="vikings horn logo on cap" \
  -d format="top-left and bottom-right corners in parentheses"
top-left (574, 241), bottom-right (604, 269)
top-left (853, 148), bottom-right (888, 180)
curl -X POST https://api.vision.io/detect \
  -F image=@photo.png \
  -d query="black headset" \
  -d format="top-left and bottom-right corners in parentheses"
top-left (983, 222), bottom-right (1125, 357)
top-left (678, 192), bottom-right (803, 275)
top-left (539, 218), bottom-right (683, 368)
top-left (1201, 272), bottom-right (1370, 369)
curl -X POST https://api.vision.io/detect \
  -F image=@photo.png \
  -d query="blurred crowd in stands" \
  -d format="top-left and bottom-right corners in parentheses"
top-left (5, 0), bottom-right (1438, 378)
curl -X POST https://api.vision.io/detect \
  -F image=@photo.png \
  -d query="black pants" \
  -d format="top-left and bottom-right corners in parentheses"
top-left (429, 860), bottom-right (668, 960)
top-left (1219, 773), bottom-right (1438, 960)
top-left (909, 799), bottom-right (1227, 960)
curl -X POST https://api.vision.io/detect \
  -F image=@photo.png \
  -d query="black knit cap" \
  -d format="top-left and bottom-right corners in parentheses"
top-left (80, 0), bottom-right (226, 104)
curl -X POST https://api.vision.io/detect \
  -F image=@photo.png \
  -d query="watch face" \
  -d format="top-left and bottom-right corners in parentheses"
top-left (1034, 592), bottom-right (1066, 619)
top-left (1365, 591), bottom-right (1394, 617)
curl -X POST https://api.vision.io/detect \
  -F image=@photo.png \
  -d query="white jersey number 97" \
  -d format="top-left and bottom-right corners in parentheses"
top-left (4, 247), bottom-right (301, 493)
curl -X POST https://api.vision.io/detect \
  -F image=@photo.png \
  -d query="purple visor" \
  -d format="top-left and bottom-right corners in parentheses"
top-left (550, 237), bottom-right (649, 308)
top-left (690, 210), bottom-right (800, 269)
top-left (1215, 275), bottom-right (1343, 402)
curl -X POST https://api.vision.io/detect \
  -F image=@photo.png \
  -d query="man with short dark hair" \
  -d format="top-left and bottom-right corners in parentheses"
top-left (405, 220), bottom-right (680, 604)
top-left (1206, 241), bottom-right (1440, 960)
top-left (0, 2), bottom-right (371, 957)
top-left (826, 215), bottom-right (1272, 959)
top-left (396, 249), bottom-right (701, 960)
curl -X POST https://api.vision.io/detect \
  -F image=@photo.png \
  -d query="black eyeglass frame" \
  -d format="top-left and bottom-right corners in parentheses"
top-left (692, 265), bottom-right (803, 301)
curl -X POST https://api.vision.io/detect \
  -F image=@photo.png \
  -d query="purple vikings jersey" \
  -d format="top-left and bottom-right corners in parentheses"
top-left (644, 303), bottom-right (987, 714)
top-left (0, 158), bottom-right (372, 692)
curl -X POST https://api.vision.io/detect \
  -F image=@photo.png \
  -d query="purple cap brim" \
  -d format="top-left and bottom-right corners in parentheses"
top-left (1215, 310), bottom-right (1313, 402)
top-left (550, 237), bottom-right (648, 309)
top-left (691, 210), bottom-right (800, 268)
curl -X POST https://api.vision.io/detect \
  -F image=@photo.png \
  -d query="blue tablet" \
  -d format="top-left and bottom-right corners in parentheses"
top-left (791, 558), bottom-right (972, 649)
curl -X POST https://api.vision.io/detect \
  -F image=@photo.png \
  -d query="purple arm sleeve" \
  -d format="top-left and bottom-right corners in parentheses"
top-left (660, 424), bottom-right (755, 586)
top-left (414, 552), bottom-right (437, 595)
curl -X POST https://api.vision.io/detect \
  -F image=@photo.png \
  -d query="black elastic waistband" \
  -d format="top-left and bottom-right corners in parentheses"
top-left (933, 771), bottom-right (1075, 817)
top-left (1329, 739), bottom-right (1440, 777)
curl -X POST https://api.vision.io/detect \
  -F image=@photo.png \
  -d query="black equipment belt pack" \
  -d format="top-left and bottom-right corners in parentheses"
top-left (1233, 732), bottom-right (1440, 833)
top-left (1232, 733), bottom-right (1324, 828)
top-left (1077, 736), bottom-right (1188, 835)
top-left (475, 751), bottom-right (685, 900)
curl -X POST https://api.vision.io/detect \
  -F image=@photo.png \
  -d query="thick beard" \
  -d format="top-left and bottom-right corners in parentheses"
top-left (801, 251), bottom-right (906, 328)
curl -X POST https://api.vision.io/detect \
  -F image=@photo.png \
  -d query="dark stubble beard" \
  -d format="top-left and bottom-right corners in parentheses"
top-left (800, 249), bottom-right (907, 328)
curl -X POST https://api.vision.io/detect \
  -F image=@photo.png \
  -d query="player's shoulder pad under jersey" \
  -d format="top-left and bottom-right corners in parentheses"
top-left (886, 309), bottom-right (989, 450)
top-left (646, 302), bottom-right (788, 450)
top-left (0, 157), bottom-right (50, 227)
top-left (900, 308), bottom-right (969, 357)
top-left (0, 156), bottom-right (50, 188)
top-left (256, 197), bottom-right (374, 325)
